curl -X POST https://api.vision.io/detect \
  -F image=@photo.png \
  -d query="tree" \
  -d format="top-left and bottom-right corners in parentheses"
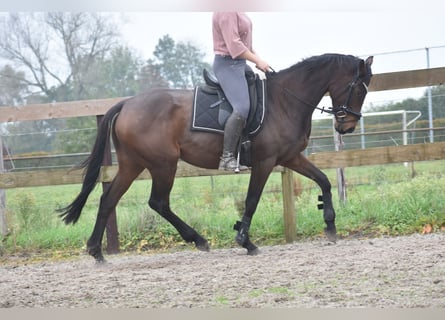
top-left (367, 85), bottom-right (445, 121)
top-left (0, 13), bottom-right (121, 157)
top-left (148, 34), bottom-right (211, 89)
top-left (73, 45), bottom-right (143, 99)
top-left (52, 116), bottom-right (97, 154)
top-left (0, 22), bottom-right (211, 156)
top-left (0, 12), bottom-right (119, 102)
top-left (137, 62), bottom-right (169, 91)
top-left (3, 118), bottom-right (62, 155)
top-left (0, 65), bottom-right (28, 106)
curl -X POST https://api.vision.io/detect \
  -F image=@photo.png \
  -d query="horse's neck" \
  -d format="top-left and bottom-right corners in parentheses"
top-left (271, 72), bottom-right (329, 115)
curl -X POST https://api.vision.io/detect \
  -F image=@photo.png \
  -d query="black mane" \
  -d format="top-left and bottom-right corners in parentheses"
top-left (273, 53), bottom-right (359, 77)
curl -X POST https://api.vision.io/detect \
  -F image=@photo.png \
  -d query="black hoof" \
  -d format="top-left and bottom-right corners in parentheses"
top-left (95, 258), bottom-right (108, 266)
top-left (247, 247), bottom-right (260, 256)
top-left (324, 227), bottom-right (337, 243)
top-left (196, 239), bottom-right (210, 252)
top-left (88, 247), bottom-right (105, 263)
top-left (236, 234), bottom-right (259, 255)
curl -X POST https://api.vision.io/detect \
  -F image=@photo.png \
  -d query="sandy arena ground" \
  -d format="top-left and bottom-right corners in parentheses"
top-left (0, 233), bottom-right (444, 308)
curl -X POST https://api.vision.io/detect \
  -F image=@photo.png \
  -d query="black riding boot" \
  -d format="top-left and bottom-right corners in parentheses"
top-left (219, 112), bottom-right (249, 172)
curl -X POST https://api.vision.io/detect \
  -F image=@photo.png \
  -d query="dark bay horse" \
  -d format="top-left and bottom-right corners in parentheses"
top-left (59, 53), bottom-right (373, 262)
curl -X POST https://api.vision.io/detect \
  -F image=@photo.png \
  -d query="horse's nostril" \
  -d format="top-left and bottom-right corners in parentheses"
top-left (345, 127), bottom-right (355, 134)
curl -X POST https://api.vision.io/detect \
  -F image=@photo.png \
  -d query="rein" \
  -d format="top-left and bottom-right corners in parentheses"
top-left (283, 88), bottom-right (339, 116)
top-left (267, 68), bottom-right (336, 115)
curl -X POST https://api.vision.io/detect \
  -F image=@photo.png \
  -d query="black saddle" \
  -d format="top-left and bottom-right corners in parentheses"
top-left (202, 69), bottom-right (219, 87)
top-left (192, 69), bottom-right (266, 137)
top-left (191, 69), bottom-right (267, 167)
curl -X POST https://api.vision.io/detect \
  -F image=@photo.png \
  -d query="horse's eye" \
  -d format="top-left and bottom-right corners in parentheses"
top-left (355, 87), bottom-right (365, 98)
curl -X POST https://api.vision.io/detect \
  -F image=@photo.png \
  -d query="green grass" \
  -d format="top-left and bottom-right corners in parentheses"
top-left (1, 161), bottom-right (445, 259)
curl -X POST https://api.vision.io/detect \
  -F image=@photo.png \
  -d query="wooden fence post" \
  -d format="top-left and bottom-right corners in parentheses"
top-left (281, 168), bottom-right (296, 243)
top-left (0, 136), bottom-right (7, 237)
top-left (333, 121), bottom-right (347, 204)
top-left (96, 115), bottom-right (120, 254)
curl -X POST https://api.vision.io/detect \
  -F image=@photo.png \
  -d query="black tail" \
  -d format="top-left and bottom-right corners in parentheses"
top-left (58, 100), bottom-right (126, 224)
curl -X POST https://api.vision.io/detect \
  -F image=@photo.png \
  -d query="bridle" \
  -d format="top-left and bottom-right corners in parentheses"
top-left (330, 75), bottom-right (368, 121)
top-left (282, 68), bottom-right (369, 121)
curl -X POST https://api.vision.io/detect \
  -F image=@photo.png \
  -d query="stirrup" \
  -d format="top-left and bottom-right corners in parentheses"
top-left (219, 154), bottom-right (248, 172)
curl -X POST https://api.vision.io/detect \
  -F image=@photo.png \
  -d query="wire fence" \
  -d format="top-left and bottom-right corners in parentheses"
top-left (3, 123), bottom-right (445, 172)
top-left (3, 72), bottom-right (445, 171)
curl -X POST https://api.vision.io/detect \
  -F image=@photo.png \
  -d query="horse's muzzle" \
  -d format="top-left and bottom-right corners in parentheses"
top-left (335, 123), bottom-right (356, 134)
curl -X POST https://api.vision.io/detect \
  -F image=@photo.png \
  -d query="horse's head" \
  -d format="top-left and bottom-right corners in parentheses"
top-left (329, 56), bottom-right (373, 134)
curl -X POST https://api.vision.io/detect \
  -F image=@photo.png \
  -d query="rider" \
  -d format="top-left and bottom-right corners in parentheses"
top-left (212, 12), bottom-right (270, 171)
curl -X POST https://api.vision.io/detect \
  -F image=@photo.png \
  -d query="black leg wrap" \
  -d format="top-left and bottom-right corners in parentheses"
top-left (233, 220), bottom-right (244, 231)
top-left (317, 195), bottom-right (324, 210)
top-left (233, 220), bottom-right (249, 245)
top-left (234, 220), bottom-right (258, 255)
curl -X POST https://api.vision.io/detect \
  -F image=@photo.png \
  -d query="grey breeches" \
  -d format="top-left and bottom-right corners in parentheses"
top-left (213, 55), bottom-right (251, 120)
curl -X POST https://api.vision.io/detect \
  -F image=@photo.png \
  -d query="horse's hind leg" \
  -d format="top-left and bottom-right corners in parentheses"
top-left (87, 167), bottom-right (143, 262)
top-left (148, 167), bottom-right (210, 252)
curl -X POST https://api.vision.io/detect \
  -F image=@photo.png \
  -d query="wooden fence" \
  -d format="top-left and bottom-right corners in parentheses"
top-left (1, 66), bottom-right (445, 250)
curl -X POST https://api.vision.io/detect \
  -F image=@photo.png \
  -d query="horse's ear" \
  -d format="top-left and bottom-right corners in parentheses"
top-left (359, 56), bottom-right (373, 77)
top-left (365, 56), bottom-right (373, 66)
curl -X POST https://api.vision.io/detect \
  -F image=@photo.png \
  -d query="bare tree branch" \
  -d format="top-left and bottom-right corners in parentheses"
top-left (0, 12), bottom-right (120, 101)
top-left (0, 13), bottom-right (53, 95)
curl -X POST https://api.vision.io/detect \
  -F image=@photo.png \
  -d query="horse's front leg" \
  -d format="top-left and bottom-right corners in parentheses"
top-left (284, 154), bottom-right (337, 242)
top-left (235, 162), bottom-right (275, 255)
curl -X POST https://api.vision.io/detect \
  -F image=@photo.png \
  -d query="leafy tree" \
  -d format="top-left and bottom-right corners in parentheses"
top-left (73, 45), bottom-right (142, 99)
top-left (367, 85), bottom-right (445, 121)
top-left (2, 119), bottom-right (62, 155)
top-left (137, 62), bottom-right (169, 91)
top-left (0, 65), bottom-right (28, 106)
top-left (148, 34), bottom-right (210, 89)
top-left (52, 116), bottom-right (97, 154)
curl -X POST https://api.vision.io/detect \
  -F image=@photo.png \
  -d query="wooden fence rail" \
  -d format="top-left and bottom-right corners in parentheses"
top-left (1, 142), bottom-right (444, 189)
top-left (1, 66), bottom-right (445, 123)
top-left (1, 66), bottom-right (445, 247)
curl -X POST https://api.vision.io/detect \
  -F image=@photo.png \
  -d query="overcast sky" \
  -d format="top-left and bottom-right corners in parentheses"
top-left (119, 10), bottom-right (445, 108)
top-left (3, 0), bottom-right (445, 109)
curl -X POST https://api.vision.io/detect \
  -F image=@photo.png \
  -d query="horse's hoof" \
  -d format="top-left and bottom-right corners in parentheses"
top-left (88, 247), bottom-right (105, 263)
top-left (94, 255), bottom-right (106, 264)
top-left (95, 258), bottom-right (108, 266)
top-left (324, 228), bottom-right (337, 243)
top-left (247, 247), bottom-right (260, 256)
top-left (196, 240), bottom-right (210, 252)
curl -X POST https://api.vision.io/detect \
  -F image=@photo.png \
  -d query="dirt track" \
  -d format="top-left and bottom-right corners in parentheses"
top-left (0, 233), bottom-right (444, 308)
